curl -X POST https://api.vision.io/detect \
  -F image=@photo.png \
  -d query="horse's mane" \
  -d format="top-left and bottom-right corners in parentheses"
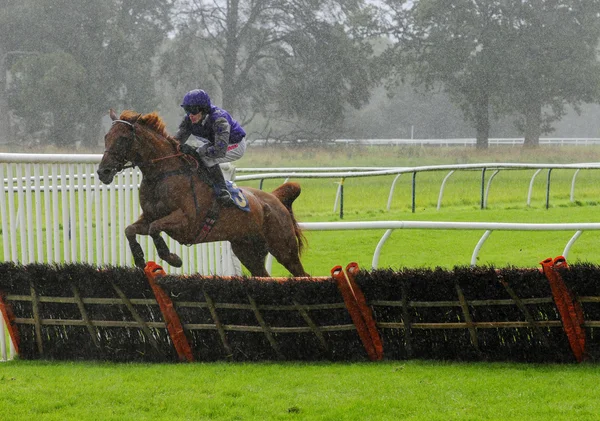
top-left (119, 110), bottom-right (179, 147)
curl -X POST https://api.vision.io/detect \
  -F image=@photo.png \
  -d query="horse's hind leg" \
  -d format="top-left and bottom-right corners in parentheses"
top-left (264, 234), bottom-right (308, 277)
top-left (230, 237), bottom-right (270, 277)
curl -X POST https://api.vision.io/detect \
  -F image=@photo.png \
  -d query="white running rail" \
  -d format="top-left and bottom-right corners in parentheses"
top-left (264, 220), bottom-right (600, 273)
top-left (236, 163), bottom-right (600, 213)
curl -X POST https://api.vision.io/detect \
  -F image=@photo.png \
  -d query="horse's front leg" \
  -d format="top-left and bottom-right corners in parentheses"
top-left (147, 210), bottom-right (187, 268)
top-left (151, 234), bottom-right (183, 268)
top-left (125, 216), bottom-right (150, 269)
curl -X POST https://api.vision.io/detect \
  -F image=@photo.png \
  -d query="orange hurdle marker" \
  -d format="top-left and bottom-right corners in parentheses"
top-left (0, 291), bottom-right (20, 356)
top-left (144, 262), bottom-right (195, 362)
top-left (540, 256), bottom-right (586, 363)
top-left (331, 263), bottom-right (383, 361)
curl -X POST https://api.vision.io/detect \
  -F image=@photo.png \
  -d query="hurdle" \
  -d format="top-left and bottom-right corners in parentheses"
top-left (1, 258), bottom-right (599, 363)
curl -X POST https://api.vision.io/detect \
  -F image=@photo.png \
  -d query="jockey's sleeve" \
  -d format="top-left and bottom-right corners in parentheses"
top-left (174, 118), bottom-right (192, 143)
top-left (206, 116), bottom-right (230, 158)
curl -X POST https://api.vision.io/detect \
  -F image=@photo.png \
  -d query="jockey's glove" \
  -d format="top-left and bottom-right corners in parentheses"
top-left (179, 143), bottom-right (204, 162)
top-left (179, 143), bottom-right (196, 155)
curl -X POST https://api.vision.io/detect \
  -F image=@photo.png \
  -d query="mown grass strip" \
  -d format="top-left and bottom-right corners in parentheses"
top-left (1, 360), bottom-right (599, 421)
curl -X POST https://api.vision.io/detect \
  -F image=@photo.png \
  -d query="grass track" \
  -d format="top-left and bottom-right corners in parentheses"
top-left (3, 146), bottom-right (600, 420)
top-left (2, 360), bottom-right (600, 420)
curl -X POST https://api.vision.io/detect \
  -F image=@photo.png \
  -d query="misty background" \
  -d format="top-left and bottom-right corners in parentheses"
top-left (1, 0), bottom-right (599, 150)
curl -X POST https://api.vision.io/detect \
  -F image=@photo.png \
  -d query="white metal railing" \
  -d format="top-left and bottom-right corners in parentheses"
top-left (0, 154), bottom-right (240, 276)
top-left (6, 157), bottom-right (600, 218)
top-left (264, 220), bottom-right (600, 273)
top-left (236, 163), bottom-right (600, 215)
top-left (333, 138), bottom-right (600, 146)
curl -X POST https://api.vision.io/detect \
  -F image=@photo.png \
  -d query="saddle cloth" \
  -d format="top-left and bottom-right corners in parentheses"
top-left (223, 181), bottom-right (250, 212)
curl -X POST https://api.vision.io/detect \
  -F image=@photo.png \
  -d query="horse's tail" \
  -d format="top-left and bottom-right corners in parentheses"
top-left (271, 182), bottom-right (307, 255)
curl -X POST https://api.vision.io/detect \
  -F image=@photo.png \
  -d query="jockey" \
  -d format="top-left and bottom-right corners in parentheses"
top-left (175, 89), bottom-right (247, 207)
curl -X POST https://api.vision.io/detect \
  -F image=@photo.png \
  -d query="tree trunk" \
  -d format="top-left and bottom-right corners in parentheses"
top-left (523, 102), bottom-right (542, 148)
top-left (474, 91), bottom-right (490, 149)
top-left (221, 0), bottom-right (240, 112)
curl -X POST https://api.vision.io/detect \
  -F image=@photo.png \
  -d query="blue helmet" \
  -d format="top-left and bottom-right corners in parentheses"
top-left (181, 89), bottom-right (212, 110)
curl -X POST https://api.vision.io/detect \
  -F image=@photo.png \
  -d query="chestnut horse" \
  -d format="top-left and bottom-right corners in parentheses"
top-left (96, 110), bottom-right (308, 277)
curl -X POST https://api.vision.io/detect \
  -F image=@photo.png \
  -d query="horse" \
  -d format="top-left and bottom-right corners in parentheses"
top-left (96, 109), bottom-right (308, 277)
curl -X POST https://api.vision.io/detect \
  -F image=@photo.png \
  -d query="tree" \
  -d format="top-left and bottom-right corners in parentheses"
top-left (10, 53), bottom-right (87, 145)
top-left (380, 0), bottom-right (600, 148)
top-left (0, 0), bottom-right (42, 144)
top-left (380, 0), bottom-right (510, 148)
top-left (161, 0), bottom-right (377, 141)
top-left (495, 0), bottom-right (600, 147)
top-left (5, 0), bottom-right (173, 147)
top-left (270, 20), bottom-right (374, 140)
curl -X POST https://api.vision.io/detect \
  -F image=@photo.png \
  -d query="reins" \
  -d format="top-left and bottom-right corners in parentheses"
top-left (150, 153), bottom-right (186, 165)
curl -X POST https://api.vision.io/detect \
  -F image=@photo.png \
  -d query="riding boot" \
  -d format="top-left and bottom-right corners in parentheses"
top-left (207, 164), bottom-right (236, 207)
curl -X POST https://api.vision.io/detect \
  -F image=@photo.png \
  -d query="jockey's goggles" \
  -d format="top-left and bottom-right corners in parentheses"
top-left (183, 105), bottom-right (202, 115)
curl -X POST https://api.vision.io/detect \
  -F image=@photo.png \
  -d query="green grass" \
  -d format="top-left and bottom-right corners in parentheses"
top-left (2, 360), bottom-right (600, 421)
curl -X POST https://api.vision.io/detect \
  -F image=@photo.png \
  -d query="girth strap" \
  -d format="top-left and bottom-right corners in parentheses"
top-left (193, 200), bottom-right (220, 243)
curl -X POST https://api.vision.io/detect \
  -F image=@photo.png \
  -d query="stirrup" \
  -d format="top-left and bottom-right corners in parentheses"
top-left (216, 191), bottom-right (235, 207)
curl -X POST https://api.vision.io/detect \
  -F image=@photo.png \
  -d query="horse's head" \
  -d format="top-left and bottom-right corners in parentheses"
top-left (98, 109), bottom-right (183, 184)
top-left (97, 109), bottom-right (142, 184)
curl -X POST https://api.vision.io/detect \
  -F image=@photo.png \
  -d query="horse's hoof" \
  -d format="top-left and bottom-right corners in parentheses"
top-left (166, 254), bottom-right (183, 267)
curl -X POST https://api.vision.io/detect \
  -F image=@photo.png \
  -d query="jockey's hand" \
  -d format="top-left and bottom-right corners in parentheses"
top-left (179, 143), bottom-right (196, 155)
top-left (197, 143), bottom-right (209, 156)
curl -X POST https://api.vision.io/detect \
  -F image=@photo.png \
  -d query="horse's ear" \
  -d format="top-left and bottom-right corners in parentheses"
top-left (109, 109), bottom-right (118, 121)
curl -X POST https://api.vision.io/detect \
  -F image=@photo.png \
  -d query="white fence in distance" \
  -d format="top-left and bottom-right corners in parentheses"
top-left (252, 137), bottom-right (600, 147)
